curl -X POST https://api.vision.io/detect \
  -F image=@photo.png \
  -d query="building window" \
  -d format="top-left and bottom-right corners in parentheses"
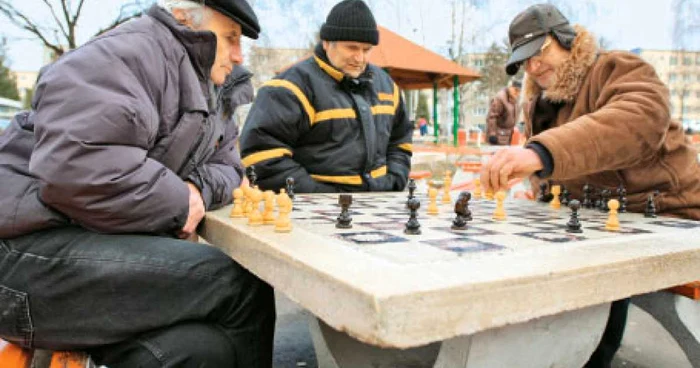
top-left (696, 91), bottom-right (700, 98)
top-left (684, 90), bottom-right (690, 98)
top-left (684, 74), bottom-right (692, 82)
top-left (473, 107), bottom-right (487, 116)
top-left (669, 73), bottom-right (677, 82)
top-left (683, 56), bottom-right (692, 66)
top-left (670, 56), bottom-right (678, 66)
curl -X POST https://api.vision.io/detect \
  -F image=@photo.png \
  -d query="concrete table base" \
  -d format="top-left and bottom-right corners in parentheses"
top-left (309, 303), bottom-right (610, 368)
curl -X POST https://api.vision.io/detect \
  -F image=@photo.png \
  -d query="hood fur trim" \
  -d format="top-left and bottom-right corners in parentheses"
top-left (523, 25), bottom-right (599, 103)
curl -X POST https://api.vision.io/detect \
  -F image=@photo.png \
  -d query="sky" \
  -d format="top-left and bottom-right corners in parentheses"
top-left (2, 0), bottom-right (697, 72)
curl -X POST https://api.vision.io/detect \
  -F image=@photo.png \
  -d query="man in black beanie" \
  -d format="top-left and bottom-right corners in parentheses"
top-left (240, 0), bottom-right (413, 193)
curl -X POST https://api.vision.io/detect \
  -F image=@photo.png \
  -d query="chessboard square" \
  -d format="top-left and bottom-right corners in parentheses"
top-left (421, 238), bottom-right (506, 255)
top-left (429, 226), bottom-right (498, 237)
top-left (586, 226), bottom-right (652, 234)
top-left (516, 231), bottom-right (586, 243)
top-left (335, 231), bottom-right (407, 245)
top-left (315, 209), bottom-right (363, 217)
top-left (359, 221), bottom-right (406, 231)
top-left (648, 220), bottom-right (700, 229)
top-left (291, 215), bottom-right (335, 224)
top-left (510, 221), bottom-right (562, 231)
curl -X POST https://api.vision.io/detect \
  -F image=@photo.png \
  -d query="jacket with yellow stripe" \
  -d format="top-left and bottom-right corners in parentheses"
top-left (239, 45), bottom-right (413, 193)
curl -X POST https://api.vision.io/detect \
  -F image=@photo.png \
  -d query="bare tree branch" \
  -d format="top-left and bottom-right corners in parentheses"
top-left (41, 0), bottom-right (70, 42)
top-left (0, 1), bottom-right (64, 56)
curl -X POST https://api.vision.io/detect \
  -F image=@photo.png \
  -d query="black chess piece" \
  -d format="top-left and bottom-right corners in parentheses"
top-left (560, 186), bottom-right (570, 207)
top-left (538, 182), bottom-right (548, 202)
top-left (286, 177), bottom-right (296, 200)
top-left (246, 166), bottom-right (257, 187)
top-left (600, 189), bottom-right (611, 212)
top-left (406, 179), bottom-right (417, 207)
top-left (617, 185), bottom-right (628, 213)
top-left (566, 199), bottom-right (583, 233)
top-left (336, 194), bottom-right (353, 229)
top-left (645, 193), bottom-right (657, 218)
top-left (405, 197), bottom-right (422, 235)
top-left (582, 184), bottom-right (593, 209)
top-left (451, 191), bottom-right (472, 230)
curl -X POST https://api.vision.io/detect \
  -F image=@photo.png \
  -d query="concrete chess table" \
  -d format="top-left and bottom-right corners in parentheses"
top-left (200, 192), bottom-right (700, 367)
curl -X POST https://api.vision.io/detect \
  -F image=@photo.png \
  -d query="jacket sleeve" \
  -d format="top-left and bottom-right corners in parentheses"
top-left (187, 117), bottom-right (243, 210)
top-left (528, 53), bottom-right (673, 180)
top-left (382, 95), bottom-right (413, 191)
top-left (239, 81), bottom-right (339, 193)
top-left (29, 36), bottom-right (189, 234)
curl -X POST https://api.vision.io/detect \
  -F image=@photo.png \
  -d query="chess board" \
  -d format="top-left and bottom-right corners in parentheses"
top-left (287, 192), bottom-right (700, 265)
top-left (202, 191), bottom-right (700, 349)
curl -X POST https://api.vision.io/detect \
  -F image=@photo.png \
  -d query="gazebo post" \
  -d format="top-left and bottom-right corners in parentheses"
top-left (433, 80), bottom-right (439, 145)
top-left (453, 75), bottom-right (459, 147)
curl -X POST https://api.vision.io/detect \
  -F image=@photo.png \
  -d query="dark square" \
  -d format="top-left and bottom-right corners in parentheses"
top-left (359, 221), bottom-right (405, 231)
top-left (586, 226), bottom-right (652, 234)
top-left (335, 231), bottom-right (407, 245)
top-left (430, 226), bottom-right (498, 236)
top-left (421, 238), bottom-right (506, 255)
top-left (648, 220), bottom-right (700, 229)
top-left (516, 231), bottom-right (587, 243)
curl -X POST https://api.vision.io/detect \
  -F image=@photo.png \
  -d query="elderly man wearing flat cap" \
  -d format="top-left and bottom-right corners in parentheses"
top-left (481, 3), bottom-right (700, 368)
top-left (240, 0), bottom-right (413, 194)
top-left (0, 0), bottom-right (275, 366)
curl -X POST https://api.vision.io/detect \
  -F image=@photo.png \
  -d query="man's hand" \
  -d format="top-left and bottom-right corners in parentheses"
top-left (480, 147), bottom-right (544, 193)
top-left (178, 182), bottom-right (205, 239)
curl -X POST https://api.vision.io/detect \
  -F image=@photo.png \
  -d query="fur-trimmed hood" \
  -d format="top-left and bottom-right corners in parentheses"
top-left (523, 25), bottom-right (599, 103)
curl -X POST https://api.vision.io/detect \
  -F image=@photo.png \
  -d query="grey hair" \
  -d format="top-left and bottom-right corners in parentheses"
top-left (157, 0), bottom-right (211, 28)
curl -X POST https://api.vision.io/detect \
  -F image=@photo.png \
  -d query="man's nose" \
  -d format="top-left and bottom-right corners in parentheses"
top-left (231, 44), bottom-right (243, 65)
top-left (524, 58), bottom-right (540, 74)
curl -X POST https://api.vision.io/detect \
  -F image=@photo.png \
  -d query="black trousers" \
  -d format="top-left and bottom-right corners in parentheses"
top-left (585, 299), bottom-right (631, 368)
top-left (0, 226), bottom-right (275, 368)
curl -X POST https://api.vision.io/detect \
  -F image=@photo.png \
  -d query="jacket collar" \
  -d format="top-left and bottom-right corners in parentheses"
top-left (523, 25), bottom-right (599, 103)
top-left (313, 43), bottom-right (374, 91)
top-left (147, 5), bottom-right (216, 84)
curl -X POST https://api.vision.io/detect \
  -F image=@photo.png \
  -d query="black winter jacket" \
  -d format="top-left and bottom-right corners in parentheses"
top-left (239, 45), bottom-right (413, 193)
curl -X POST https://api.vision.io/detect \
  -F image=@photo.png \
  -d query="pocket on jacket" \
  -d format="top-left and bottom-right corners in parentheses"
top-left (0, 285), bottom-right (33, 348)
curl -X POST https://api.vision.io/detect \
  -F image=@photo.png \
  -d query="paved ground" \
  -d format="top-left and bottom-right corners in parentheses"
top-left (273, 292), bottom-right (691, 368)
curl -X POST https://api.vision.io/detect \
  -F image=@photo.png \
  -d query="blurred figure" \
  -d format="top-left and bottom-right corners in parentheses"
top-left (486, 79), bottom-right (521, 145)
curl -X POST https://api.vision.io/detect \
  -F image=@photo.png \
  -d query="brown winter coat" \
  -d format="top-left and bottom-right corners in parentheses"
top-left (523, 26), bottom-right (700, 220)
top-left (486, 88), bottom-right (519, 145)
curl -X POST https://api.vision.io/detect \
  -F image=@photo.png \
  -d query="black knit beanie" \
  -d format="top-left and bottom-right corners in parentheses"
top-left (320, 0), bottom-right (379, 45)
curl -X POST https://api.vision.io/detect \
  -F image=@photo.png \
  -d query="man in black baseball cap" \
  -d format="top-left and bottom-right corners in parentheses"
top-left (505, 3), bottom-right (576, 76)
top-left (482, 3), bottom-right (700, 368)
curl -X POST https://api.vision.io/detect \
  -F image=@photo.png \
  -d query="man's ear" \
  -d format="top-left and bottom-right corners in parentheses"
top-left (322, 40), bottom-right (330, 52)
top-left (171, 8), bottom-right (191, 27)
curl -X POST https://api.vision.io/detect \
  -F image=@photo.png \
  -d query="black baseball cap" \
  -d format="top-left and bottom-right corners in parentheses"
top-left (205, 0), bottom-right (260, 39)
top-left (505, 3), bottom-right (573, 75)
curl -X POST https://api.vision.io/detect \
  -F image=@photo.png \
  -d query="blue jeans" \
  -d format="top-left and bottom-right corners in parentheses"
top-left (0, 226), bottom-right (275, 367)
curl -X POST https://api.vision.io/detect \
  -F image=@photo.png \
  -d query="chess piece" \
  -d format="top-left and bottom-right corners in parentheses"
top-left (644, 193), bottom-right (657, 218)
top-left (600, 189), bottom-right (611, 212)
top-left (286, 177), bottom-right (296, 200)
top-left (442, 170), bottom-right (452, 204)
top-left (493, 191), bottom-right (507, 220)
top-left (617, 185), bottom-right (628, 213)
top-left (247, 188), bottom-right (264, 226)
top-left (405, 197), bottom-right (422, 235)
top-left (473, 178), bottom-right (482, 199)
top-left (550, 185), bottom-right (561, 209)
top-left (605, 199), bottom-right (620, 231)
top-left (566, 199), bottom-right (583, 233)
top-left (451, 191), bottom-right (472, 230)
top-left (275, 189), bottom-right (293, 232)
top-left (243, 185), bottom-right (253, 215)
top-left (336, 194), bottom-right (353, 229)
top-left (230, 188), bottom-right (245, 218)
top-left (485, 188), bottom-right (494, 201)
top-left (582, 184), bottom-right (593, 209)
top-left (427, 187), bottom-right (439, 215)
top-left (538, 182), bottom-right (548, 202)
top-left (406, 179), bottom-right (417, 207)
top-left (246, 166), bottom-right (257, 187)
top-left (560, 186), bottom-right (570, 207)
top-left (263, 190), bottom-right (276, 225)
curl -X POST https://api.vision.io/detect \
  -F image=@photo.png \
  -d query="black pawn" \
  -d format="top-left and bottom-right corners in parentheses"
top-left (645, 193), bottom-right (657, 218)
top-left (617, 185), bottom-right (628, 213)
top-left (538, 182), bottom-right (548, 203)
top-left (405, 197), bottom-right (421, 235)
top-left (336, 194), bottom-right (352, 228)
top-left (286, 177), bottom-right (295, 200)
top-left (566, 199), bottom-right (583, 233)
top-left (560, 186), bottom-right (570, 207)
top-left (451, 191), bottom-right (472, 230)
top-left (600, 189), bottom-right (611, 212)
top-left (582, 184), bottom-right (593, 209)
top-left (246, 166), bottom-right (257, 187)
